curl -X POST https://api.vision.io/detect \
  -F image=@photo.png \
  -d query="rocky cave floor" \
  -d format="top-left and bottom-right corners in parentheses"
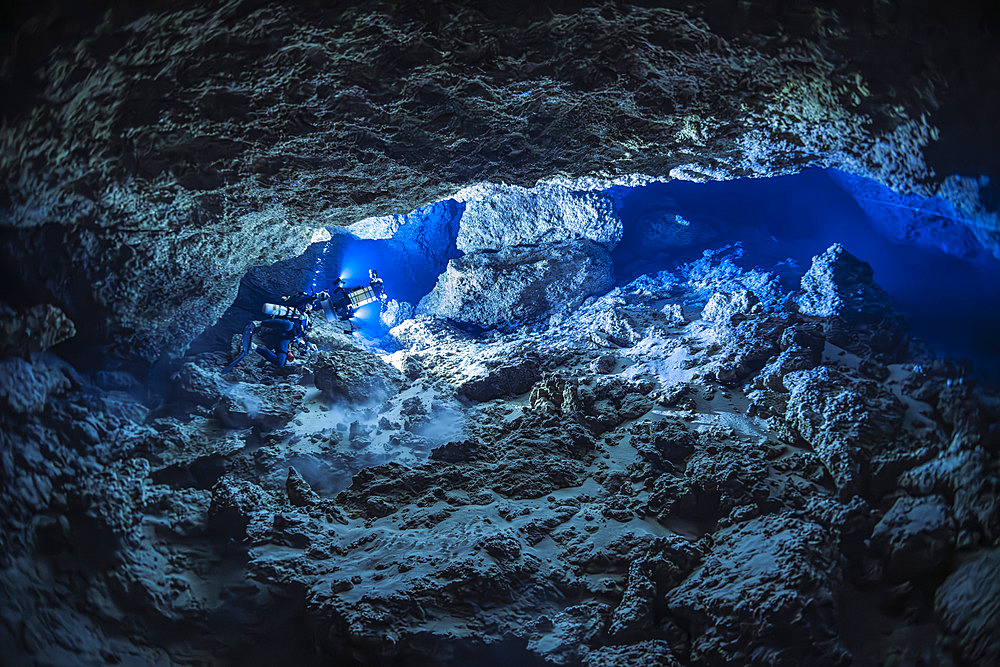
top-left (4, 0), bottom-right (1000, 664)
top-left (2, 241), bottom-right (999, 666)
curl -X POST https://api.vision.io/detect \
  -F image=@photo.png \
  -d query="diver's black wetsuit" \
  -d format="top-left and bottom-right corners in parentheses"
top-left (255, 318), bottom-right (299, 366)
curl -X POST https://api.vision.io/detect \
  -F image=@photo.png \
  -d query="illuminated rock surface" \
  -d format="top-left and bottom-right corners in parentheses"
top-left (416, 239), bottom-right (615, 328)
top-left (1, 2), bottom-right (999, 665)
top-left (2, 0), bottom-right (999, 361)
top-left (3, 237), bottom-right (998, 664)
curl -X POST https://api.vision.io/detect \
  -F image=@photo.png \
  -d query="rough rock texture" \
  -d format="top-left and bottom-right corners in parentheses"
top-left (313, 348), bottom-right (404, 403)
top-left (417, 239), bottom-right (614, 327)
top-left (899, 448), bottom-right (1000, 542)
top-left (666, 513), bottom-right (849, 665)
top-left (456, 354), bottom-right (542, 402)
top-left (1, 241), bottom-right (998, 664)
top-left (0, 356), bottom-right (73, 414)
top-left (796, 243), bottom-right (901, 326)
top-left (2, 2), bottom-right (1000, 664)
top-left (872, 495), bottom-right (956, 579)
top-left (700, 289), bottom-right (760, 326)
top-left (782, 366), bottom-right (904, 497)
top-left (935, 549), bottom-right (1000, 665)
top-left (3, 1), bottom-right (999, 361)
top-left (0, 303), bottom-right (76, 356)
top-left (455, 182), bottom-right (621, 253)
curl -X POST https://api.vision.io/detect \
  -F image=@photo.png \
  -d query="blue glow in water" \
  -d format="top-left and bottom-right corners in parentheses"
top-left (608, 168), bottom-right (1000, 381)
top-left (310, 199), bottom-right (465, 307)
top-left (190, 199), bottom-right (463, 351)
top-left (197, 168), bottom-right (999, 383)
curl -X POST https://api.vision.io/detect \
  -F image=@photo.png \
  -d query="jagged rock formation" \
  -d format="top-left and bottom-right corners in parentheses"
top-left (2, 1), bottom-right (999, 361)
top-left (2, 237), bottom-right (998, 664)
top-left (935, 548), bottom-right (1000, 664)
top-left (796, 243), bottom-right (901, 326)
top-left (2, 2), bottom-right (1000, 665)
top-left (455, 182), bottom-right (621, 253)
top-left (666, 513), bottom-right (849, 665)
top-left (0, 303), bottom-right (76, 356)
top-left (417, 239), bottom-right (615, 328)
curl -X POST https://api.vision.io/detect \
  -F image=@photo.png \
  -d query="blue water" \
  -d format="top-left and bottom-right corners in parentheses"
top-left (610, 169), bottom-right (1000, 380)
top-left (200, 168), bottom-right (1000, 382)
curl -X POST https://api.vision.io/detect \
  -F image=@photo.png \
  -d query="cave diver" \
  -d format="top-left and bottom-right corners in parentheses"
top-left (221, 290), bottom-right (322, 374)
top-left (321, 269), bottom-right (387, 321)
top-left (221, 270), bottom-right (387, 374)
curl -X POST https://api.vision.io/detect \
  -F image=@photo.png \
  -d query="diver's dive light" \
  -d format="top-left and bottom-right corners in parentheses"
top-left (347, 270), bottom-right (384, 310)
top-left (315, 269), bottom-right (386, 322)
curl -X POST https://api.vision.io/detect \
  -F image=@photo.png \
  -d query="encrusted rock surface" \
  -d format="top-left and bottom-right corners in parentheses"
top-left (417, 239), bottom-right (615, 328)
top-left (455, 182), bottom-right (621, 253)
top-left (313, 347), bottom-right (404, 403)
top-left (796, 243), bottom-right (901, 326)
top-left (3, 234), bottom-right (997, 664)
top-left (872, 495), bottom-right (957, 579)
top-left (666, 513), bottom-right (849, 665)
top-left (0, 303), bottom-right (76, 356)
top-left (1, 3), bottom-right (1000, 664)
top-left (3, 1), bottom-right (999, 362)
top-left (935, 548), bottom-right (1000, 664)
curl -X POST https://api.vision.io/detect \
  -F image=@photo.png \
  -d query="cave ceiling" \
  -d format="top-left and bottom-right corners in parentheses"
top-left (1, 0), bottom-right (998, 362)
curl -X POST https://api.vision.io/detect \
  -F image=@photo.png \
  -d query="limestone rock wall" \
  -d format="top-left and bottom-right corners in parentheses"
top-left (2, 1), bottom-right (998, 363)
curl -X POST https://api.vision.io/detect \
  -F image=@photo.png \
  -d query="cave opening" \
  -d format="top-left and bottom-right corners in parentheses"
top-left (201, 168), bottom-right (1000, 384)
top-left (6, 2), bottom-right (1000, 663)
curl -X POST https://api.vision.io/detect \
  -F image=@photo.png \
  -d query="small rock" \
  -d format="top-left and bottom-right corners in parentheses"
top-left (286, 467), bottom-right (320, 507)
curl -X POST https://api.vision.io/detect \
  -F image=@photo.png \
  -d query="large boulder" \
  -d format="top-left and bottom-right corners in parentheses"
top-left (935, 548), bottom-right (1000, 664)
top-left (214, 382), bottom-right (306, 432)
top-left (871, 495), bottom-right (957, 579)
top-left (0, 303), bottom-right (76, 356)
top-left (417, 239), bottom-right (614, 328)
top-left (666, 513), bottom-right (850, 665)
top-left (795, 243), bottom-right (900, 326)
top-left (457, 355), bottom-right (541, 402)
top-left (782, 367), bottom-right (904, 496)
top-left (313, 348), bottom-right (404, 404)
top-left (207, 476), bottom-right (274, 541)
top-left (899, 448), bottom-right (1000, 541)
top-left (171, 361), bottom-right (229, 407)
top-left (455, 182), bottom-right (621, 253)
top-left (701, 289), bottom-right (760, 326)
top-left (0, 356), bottom-right (72, 414)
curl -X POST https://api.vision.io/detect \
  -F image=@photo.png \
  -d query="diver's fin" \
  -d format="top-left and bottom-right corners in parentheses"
top-left (221, 323), bottom-right (256, 374)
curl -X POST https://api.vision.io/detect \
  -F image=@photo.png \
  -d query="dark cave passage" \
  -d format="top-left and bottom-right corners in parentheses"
top-left (315, 198), bottom-right (466, 310)
top-left (191, 198), bottom-right (465, 352)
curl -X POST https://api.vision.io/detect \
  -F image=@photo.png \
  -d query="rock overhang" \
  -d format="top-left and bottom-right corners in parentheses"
top-left (1, 0), bottom-right (999, 370)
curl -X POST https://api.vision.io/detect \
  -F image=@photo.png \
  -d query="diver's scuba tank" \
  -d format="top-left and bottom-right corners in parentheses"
top-left (311, 269), bottom-right (387, 323)
top-left (345, 270), bottom-right (387, 311)
top-left (262, 303), bottom-right (298, 318)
